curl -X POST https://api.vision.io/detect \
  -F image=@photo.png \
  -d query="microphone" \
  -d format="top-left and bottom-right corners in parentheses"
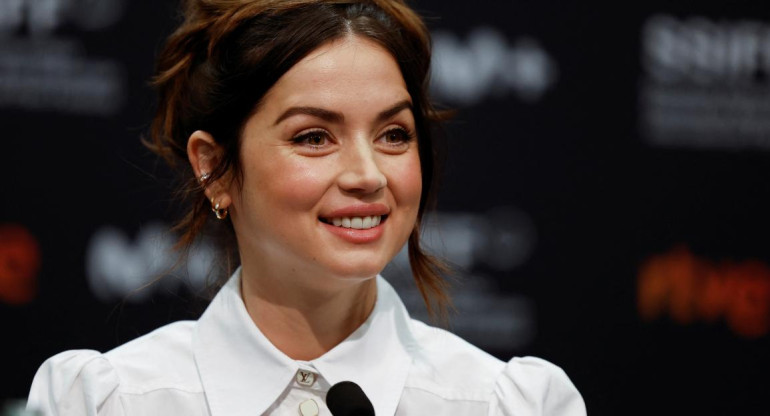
top-left (326, 381), bottom-right (375, 416)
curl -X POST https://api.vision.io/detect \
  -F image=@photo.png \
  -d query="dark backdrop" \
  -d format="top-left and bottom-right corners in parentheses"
top-left (2, 1), bottom-right (770, 414)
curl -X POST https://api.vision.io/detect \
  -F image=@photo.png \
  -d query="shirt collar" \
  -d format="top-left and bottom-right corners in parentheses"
top-left (192, 269), bottom-right (416, 416)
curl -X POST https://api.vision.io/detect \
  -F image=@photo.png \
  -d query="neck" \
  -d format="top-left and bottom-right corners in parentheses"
top-left (239, 265), bottom-right (378, 361)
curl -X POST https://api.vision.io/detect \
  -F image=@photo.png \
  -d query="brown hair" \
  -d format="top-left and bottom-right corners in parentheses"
top-left (147, 0), bottom-right (450, 318)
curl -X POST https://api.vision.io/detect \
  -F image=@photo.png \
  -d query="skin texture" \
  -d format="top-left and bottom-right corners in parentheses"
top-left (187, 35), bottom-right (422, 359)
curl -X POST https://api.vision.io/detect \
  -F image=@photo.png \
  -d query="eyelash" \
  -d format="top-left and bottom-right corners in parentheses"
top-left (380, 127), bottom-right (416, 147)
top-left (290, 126), bottom-right (416, 151)
top-left (292, 129), bottom-right (329, 149)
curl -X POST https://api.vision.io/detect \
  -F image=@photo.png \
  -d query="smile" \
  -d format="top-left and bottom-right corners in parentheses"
top-left (320, 215), bottom-right (386, 230)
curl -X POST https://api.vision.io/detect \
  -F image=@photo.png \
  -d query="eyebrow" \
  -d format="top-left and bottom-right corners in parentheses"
top-left (273, 99), bottom-right (413, 126)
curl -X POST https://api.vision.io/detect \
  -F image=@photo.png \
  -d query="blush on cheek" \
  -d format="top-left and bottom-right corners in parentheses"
top-left (388, 156), bottom-right (422, 206)
top-left (260, 161), bottom-right (332, 211)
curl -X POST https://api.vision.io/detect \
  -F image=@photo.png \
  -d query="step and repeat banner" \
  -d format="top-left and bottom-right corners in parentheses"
top-left (2, 0), bottom-right (770, 414)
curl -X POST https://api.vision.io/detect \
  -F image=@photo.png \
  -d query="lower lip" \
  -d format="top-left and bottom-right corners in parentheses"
top-left (320, 221), bottom-right (385, 243)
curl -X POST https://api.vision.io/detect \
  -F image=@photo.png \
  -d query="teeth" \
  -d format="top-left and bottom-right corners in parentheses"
top-left (325, 216), bottom-right (382, 230)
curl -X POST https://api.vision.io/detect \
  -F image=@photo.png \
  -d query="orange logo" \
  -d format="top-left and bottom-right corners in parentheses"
top-left (638, 246), bottom-right (770, 338)
top-left (0, 224), bottom-right (41, 305)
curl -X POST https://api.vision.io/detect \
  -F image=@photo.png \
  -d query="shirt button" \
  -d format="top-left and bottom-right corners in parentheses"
top-left (296, 370), bottom-right (317, 387)
top-left (299, 399), bottom-right (319, 416)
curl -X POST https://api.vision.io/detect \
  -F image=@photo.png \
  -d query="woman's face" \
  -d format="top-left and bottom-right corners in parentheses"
top-left (227, 35), bottom-right (422, 285)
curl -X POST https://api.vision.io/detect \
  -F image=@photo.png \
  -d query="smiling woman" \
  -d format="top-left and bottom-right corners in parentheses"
top-left (26, 1), bottom-right (585, 415)
top-left (213, 36), bottom-right (421, 284)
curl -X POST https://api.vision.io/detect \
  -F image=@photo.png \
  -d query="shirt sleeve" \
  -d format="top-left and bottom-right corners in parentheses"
top-left (26, 350), bottom-right (123, 416)
top-left (490, 356), bottom-right (587, 416)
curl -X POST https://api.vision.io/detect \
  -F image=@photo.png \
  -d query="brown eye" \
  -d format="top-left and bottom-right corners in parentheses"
top-left (293, 130), bottom-right (329, 147)
top-left (382, 128), bottom-right (412, 144)
top-left (306, 133), bottom-right (325, 146)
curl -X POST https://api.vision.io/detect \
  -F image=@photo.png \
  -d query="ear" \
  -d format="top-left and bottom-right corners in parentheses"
top-left (187, 130), bottom-right (232, 209)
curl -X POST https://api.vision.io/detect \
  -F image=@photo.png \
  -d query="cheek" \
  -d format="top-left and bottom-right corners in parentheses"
top-left (240, 152), bottom-right (332, 213)
top-left (386, 152), bottom-right (422, 210)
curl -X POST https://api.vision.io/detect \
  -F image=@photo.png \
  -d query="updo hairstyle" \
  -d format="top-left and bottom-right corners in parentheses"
top-left (147, 0), bottom-right (449, 317)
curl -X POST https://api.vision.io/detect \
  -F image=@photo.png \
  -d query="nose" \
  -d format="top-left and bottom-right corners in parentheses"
top-left (337, 139), bottom-right (387, 194)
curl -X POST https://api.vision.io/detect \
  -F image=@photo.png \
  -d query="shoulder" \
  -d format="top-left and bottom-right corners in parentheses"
top-left (26, 321), bottom-right (202, 416)
top-left (492, 356), bottom-right (587, 416)
top-left (104, 320), bottom-right (199, 393)
top-left (405, 320), bottom-right (586, 415)
top-left (27, 349), bottom-right (120, 415)
top-left (405, 319), bottom-right (505, 399)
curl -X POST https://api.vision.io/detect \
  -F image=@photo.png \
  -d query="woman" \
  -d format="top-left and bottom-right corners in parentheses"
top-left (27, 1), bottom-right (586, 415)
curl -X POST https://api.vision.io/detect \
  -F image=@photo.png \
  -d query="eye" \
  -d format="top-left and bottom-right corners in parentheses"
top-left (384, 128), bottom-right (411, 143)
top-left (381, 127), bottom-right (415, 144)
top-left (292, 130), bottom-right (331, 148)
top-left (377, 127), bottom-right (415, 152)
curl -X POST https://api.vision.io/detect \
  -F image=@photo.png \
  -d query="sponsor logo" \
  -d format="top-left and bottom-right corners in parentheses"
top-left (86, 223), bottom-right (214, 302)
top-left (0, 0), bottom-right (127, 115)
top-left (640, 14), bottom-right (770, 150)
top-left (431, 28), bottom-right (558, 105)
top-left (0, 0), bottom-right (126, 35)
top-left (385, 208), bottom-right (537, 349)
top-left (638, 246), bottom-right (770, 338)
top-left (0, 223), bottom-right (40, 305)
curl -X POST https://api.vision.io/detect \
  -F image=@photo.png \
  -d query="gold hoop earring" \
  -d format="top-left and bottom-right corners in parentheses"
top-left (210, 198), bottom-right (229, 220)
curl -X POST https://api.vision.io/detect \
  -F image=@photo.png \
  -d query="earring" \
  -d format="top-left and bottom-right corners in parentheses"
top-left (210, 197), bottom-right (228, 220)
top-left (198, 172), bottom-right (211, 185)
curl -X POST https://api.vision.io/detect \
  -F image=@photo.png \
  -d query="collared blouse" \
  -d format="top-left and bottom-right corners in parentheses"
top-left (27, 271), bottom-right (587, 415)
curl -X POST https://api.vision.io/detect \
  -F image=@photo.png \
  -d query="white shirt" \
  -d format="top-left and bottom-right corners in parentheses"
top-left (27, 271), bottom-right (586, 416)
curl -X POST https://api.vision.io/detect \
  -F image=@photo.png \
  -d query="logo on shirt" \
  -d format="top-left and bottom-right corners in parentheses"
top-left (295, 370), bottom-right (316, 387)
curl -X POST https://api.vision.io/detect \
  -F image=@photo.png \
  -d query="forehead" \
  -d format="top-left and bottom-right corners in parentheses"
top-left (261, 35), bottom-right (411, 113)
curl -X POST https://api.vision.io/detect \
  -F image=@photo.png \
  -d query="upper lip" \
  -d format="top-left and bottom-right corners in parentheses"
top-left (322, 203), bottom-right (390, 218)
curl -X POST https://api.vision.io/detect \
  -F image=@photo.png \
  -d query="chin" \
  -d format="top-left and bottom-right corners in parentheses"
top-left (324, 262), bottom-right (385, 282)
top-left (310, 246), bottom-right (392, 280)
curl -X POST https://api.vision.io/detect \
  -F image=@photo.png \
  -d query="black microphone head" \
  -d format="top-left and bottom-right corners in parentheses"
top-left (326, 381), bottom-right (375, 416)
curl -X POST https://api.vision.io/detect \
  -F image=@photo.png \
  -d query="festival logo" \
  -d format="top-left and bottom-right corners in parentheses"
top-left (640, 14), bottom-right (770, 150)
top-left (85, 223), bottom-right (214, 302)
top-left (0, 223), bottom-right (40, 305)
top-left (385, 208), bottom-right (538, 350)
top-left (0, 0), bottom-right (127, 115)
top-left (431, 27), bottom-right (558, 105)
top-left (638, 246), bottom-right (770, 338)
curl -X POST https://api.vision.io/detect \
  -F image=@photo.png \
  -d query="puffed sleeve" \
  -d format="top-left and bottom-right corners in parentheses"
top-left (490, 356), bottom-right (586, 416)
top-left (26, 350), bottom-right (123, 416)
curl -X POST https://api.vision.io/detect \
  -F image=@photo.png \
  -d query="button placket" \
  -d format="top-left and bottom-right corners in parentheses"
top-left (299, 399), bottom-right (319, 416)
